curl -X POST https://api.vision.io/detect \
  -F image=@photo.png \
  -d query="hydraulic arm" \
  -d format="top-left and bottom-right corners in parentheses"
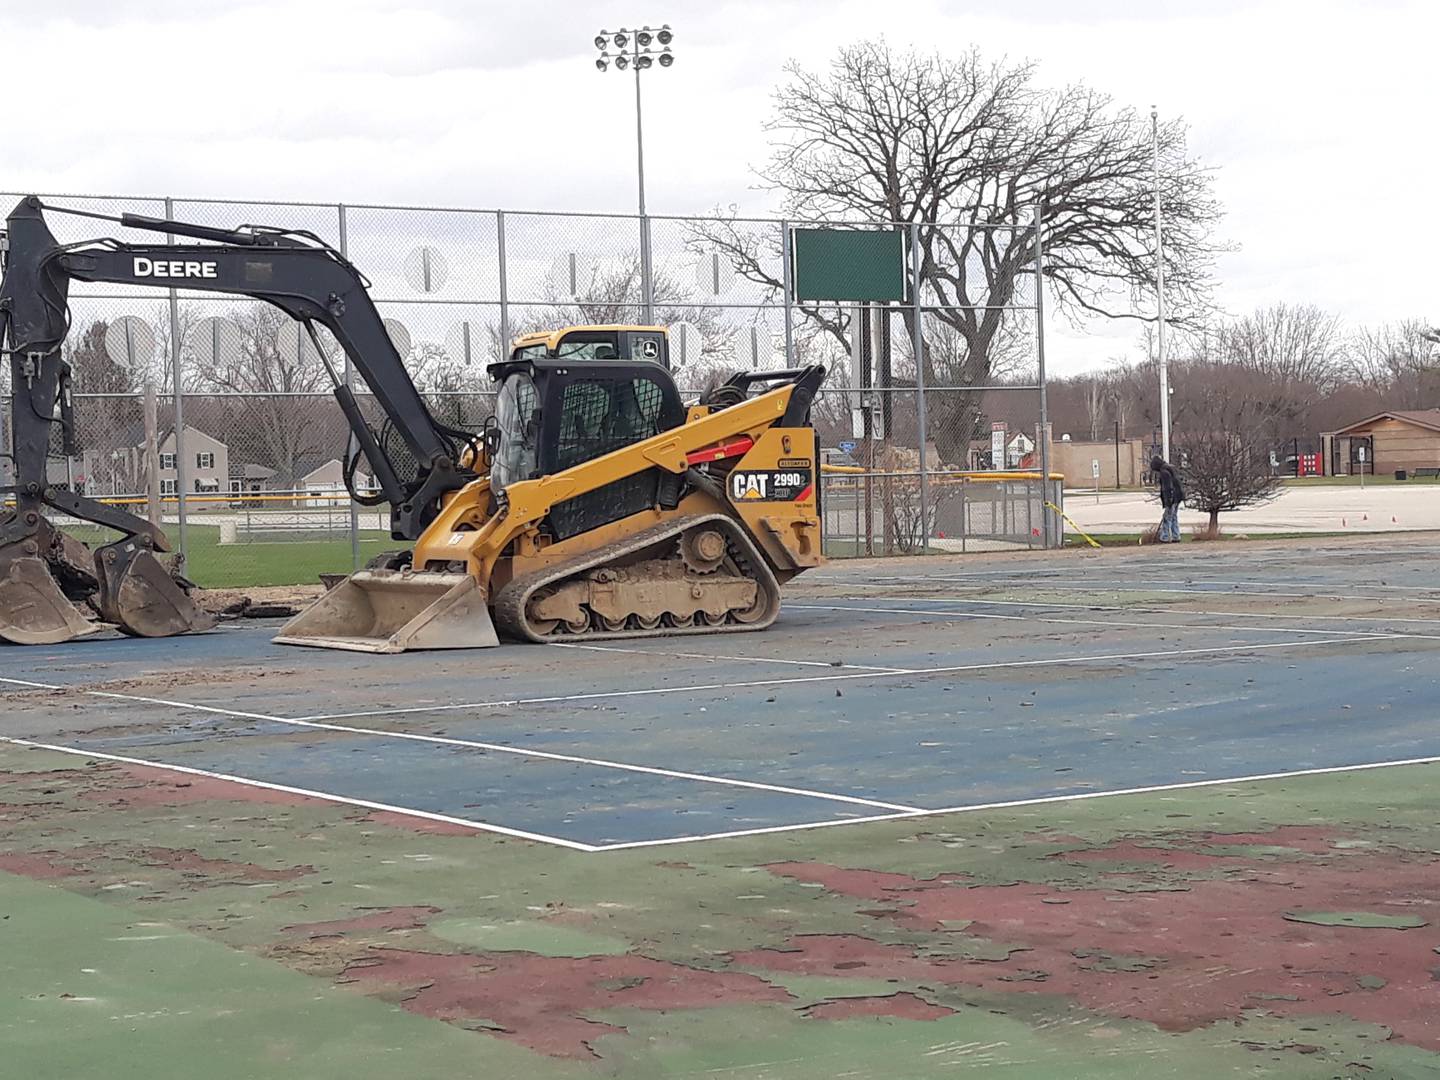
top-left (0, 196), bottom-right (477, 643)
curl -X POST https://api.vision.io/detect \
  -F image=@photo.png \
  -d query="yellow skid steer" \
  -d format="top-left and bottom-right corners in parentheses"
top-left (277, 326), bottom-right (827, 651)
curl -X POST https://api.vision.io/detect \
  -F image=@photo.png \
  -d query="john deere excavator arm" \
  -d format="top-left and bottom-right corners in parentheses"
top-left (0, 196), bottom-right (474, 644)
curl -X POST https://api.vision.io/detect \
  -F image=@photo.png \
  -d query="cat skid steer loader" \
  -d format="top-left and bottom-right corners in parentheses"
top-left (0, 197), bottom-right (825, 651)
top-left (276, 326), bottom-right (827, 652)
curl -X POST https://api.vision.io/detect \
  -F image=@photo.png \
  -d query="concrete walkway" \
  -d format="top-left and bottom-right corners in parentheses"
top-left (1064, 484), bottom-right (1440, 535)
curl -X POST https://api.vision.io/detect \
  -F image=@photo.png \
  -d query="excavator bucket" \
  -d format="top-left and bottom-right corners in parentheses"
top-left (273, 570), bottom-right (499, 653)
top-left (93, 538), bottom-right (217, 639)
top-left (0, 540), bottom-right (97, 645)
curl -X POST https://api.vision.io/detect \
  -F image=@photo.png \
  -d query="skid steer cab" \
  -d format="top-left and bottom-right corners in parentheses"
top-left (276, 326), bottom-right (828, 653)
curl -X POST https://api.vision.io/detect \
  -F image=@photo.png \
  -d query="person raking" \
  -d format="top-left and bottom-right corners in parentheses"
top-left (1151, 456), bottom-right (1184, 543)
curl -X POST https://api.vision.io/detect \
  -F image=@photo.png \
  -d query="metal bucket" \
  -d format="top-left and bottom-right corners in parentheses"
top-left (272, 570), bottom-right (499, 653)
top-left (0, 544), bottom-right (97, 645)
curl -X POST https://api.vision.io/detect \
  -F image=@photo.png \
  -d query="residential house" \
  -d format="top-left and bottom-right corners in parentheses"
top-left (297, 458), bottom-right (374, 508)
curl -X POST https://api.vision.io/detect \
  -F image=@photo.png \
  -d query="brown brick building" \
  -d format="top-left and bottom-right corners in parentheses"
top-left (1323, 409), bottom-right (1440, 477)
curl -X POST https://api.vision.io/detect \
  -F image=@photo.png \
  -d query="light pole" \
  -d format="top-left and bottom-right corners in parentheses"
top-left (594, 24), bottom-right (675, 325)
top-left (1151, 105), bottom-right (1171, 462)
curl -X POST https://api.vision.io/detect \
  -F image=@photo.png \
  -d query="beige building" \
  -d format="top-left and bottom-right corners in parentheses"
top-left (1049, 436), bottom-right (1148, 488)
top-left (298, 458), bottom-right (373, 507)
top-left (1323, 410), bottom-right (1440, 477)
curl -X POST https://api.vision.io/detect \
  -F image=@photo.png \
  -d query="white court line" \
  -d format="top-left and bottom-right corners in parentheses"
top-left (1183, 578), bottom-right (1440, 594)
top-left (0, 735), bottom-right (599, 852)
top-left (548, 641), bottom-right (913, 673)
top-left (591, 752), bottom-right (1440, 851)
top-left (292, 634), bottom-right (1404, 722)
top-left (834, 588), bottom-right (1440, 627)
top-left (0, 675), bottom-right (919, 814)
top-left (788, 602), bottom-right (1440, 642)
top-left (863, 576), bottom-right (1440, 605)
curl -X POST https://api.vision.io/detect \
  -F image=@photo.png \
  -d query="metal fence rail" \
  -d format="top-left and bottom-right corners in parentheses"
top-left (1, 192), bottom-right (1061, 587)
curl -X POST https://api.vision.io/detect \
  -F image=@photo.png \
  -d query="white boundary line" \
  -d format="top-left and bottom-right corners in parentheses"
top-left (0, 675), bottom-right (920, 814)
top-left (291, 634), bottom-right (1403, 721)
top-left (787, 602), bottom-right (1440, 641)
top-left (861, 575), bottom-right (1440, 606)
top-left (2, 631), bottom-right (1432, 854)
top-left (548, 640), bottom-right (912, 673)
top-left (831, 591), bottom-right (1440, 627)
top-left (0, 735), bottom-right (600, 852)
top-left (590, 752), bottom-right (1440, 850)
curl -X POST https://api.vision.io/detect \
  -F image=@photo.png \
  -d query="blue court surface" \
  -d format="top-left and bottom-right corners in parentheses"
top-left (5, 537), bottom-right (1440, 853)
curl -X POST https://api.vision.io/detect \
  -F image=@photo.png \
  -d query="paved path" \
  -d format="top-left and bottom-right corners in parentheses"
top-left (1064, 483), bottom-right (1440, 534)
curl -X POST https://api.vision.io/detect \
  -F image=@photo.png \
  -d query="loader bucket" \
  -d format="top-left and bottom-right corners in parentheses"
top-left (93, 539), bottom-right (217, 639)
top-left (273, 570), bottom-right (499, 653)
top-left (0, 542), bottom-right (97, 645)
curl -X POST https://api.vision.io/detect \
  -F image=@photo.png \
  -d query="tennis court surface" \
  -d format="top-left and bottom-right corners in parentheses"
top-left (5, 533), bottom-right (1440, 1078)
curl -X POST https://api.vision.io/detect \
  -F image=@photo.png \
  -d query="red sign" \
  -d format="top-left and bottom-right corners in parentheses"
top-left (1297, 453), bottom-right (1321, 477)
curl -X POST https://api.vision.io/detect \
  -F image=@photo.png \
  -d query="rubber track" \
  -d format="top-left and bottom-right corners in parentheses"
top-left (491, 512), bottom-right (781, 644)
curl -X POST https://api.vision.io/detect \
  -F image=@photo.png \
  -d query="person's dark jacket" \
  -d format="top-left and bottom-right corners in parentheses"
top-left (1157, 464), bottom-right (1184, 508)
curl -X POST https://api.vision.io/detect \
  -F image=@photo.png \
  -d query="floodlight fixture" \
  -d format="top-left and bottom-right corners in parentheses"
top-left (590, 20), bottom-right (677, 324)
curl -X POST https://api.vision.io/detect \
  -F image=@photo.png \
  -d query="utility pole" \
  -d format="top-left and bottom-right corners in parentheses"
top-left (1152, 106), bottom-right (1171, 462)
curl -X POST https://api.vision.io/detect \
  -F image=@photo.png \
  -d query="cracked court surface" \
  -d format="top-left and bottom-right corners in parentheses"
top-left (4, 534), bottom-right (1440, 1077)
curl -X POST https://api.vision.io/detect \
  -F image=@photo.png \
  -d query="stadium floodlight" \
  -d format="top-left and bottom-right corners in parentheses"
top-left (592, 20), bottom-right (677, 323)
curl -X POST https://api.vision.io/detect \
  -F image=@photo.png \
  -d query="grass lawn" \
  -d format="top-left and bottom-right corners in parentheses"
top-left (63, 525), bottom-right (402, 589)
top-left (1283, 474), bottom-right (1440, 486)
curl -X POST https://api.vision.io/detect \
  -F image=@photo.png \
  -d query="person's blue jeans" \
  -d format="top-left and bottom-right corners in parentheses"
top-left (1159, 503), bottom-right (1180, 542)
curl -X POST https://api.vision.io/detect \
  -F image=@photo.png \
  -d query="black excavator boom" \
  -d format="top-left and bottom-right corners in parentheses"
top-left (0, 196), bottom-right (475, 644)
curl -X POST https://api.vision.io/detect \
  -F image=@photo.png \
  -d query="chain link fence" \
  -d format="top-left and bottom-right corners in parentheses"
top-left (2, 193), bottom-right (1061, 587)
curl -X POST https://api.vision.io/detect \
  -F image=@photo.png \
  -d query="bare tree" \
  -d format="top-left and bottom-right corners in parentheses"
top-left (1217, 303), bottom-right (1346, 394)
top-left (1348, 319), bottom-right (1440, 409)
top-left (188, 306), bottom-right (331, 487)
top-left (691, 42), bottom-right (1220, 462)
top-left (1176, 364), bottom-right (1284, 531)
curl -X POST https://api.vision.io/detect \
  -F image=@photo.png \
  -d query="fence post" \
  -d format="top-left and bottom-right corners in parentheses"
top-left (337, 202), bottom-right (361, 571)
top-left (909, 222), bottom-right (930, 554)
top-left (497, 210), bottom-right (510, 356)
top-left (780, 220), bottom-right (795, 365)
top-left (1032, 201), bottom-right (1053, 547)
top-left (163, 197), bottom-right (189, 564)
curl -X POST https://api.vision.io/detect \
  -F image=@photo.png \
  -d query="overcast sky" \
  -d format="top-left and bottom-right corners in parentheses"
top-left (4, 0), bottom-right (1435, 376)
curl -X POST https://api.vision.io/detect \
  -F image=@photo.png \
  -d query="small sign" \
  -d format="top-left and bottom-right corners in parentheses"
top-left (1091, 459), bottom-right (1101, 479)
top-left (838, 440), bottom-right (857, 454)
top-left (990, 422), bottom-right (1008, 471)
top-left (1358, 446), bottom-right (1367, 461)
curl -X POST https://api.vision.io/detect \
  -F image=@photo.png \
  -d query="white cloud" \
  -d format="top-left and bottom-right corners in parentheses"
top-left (3, 0), bottom-right (1435, 374)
